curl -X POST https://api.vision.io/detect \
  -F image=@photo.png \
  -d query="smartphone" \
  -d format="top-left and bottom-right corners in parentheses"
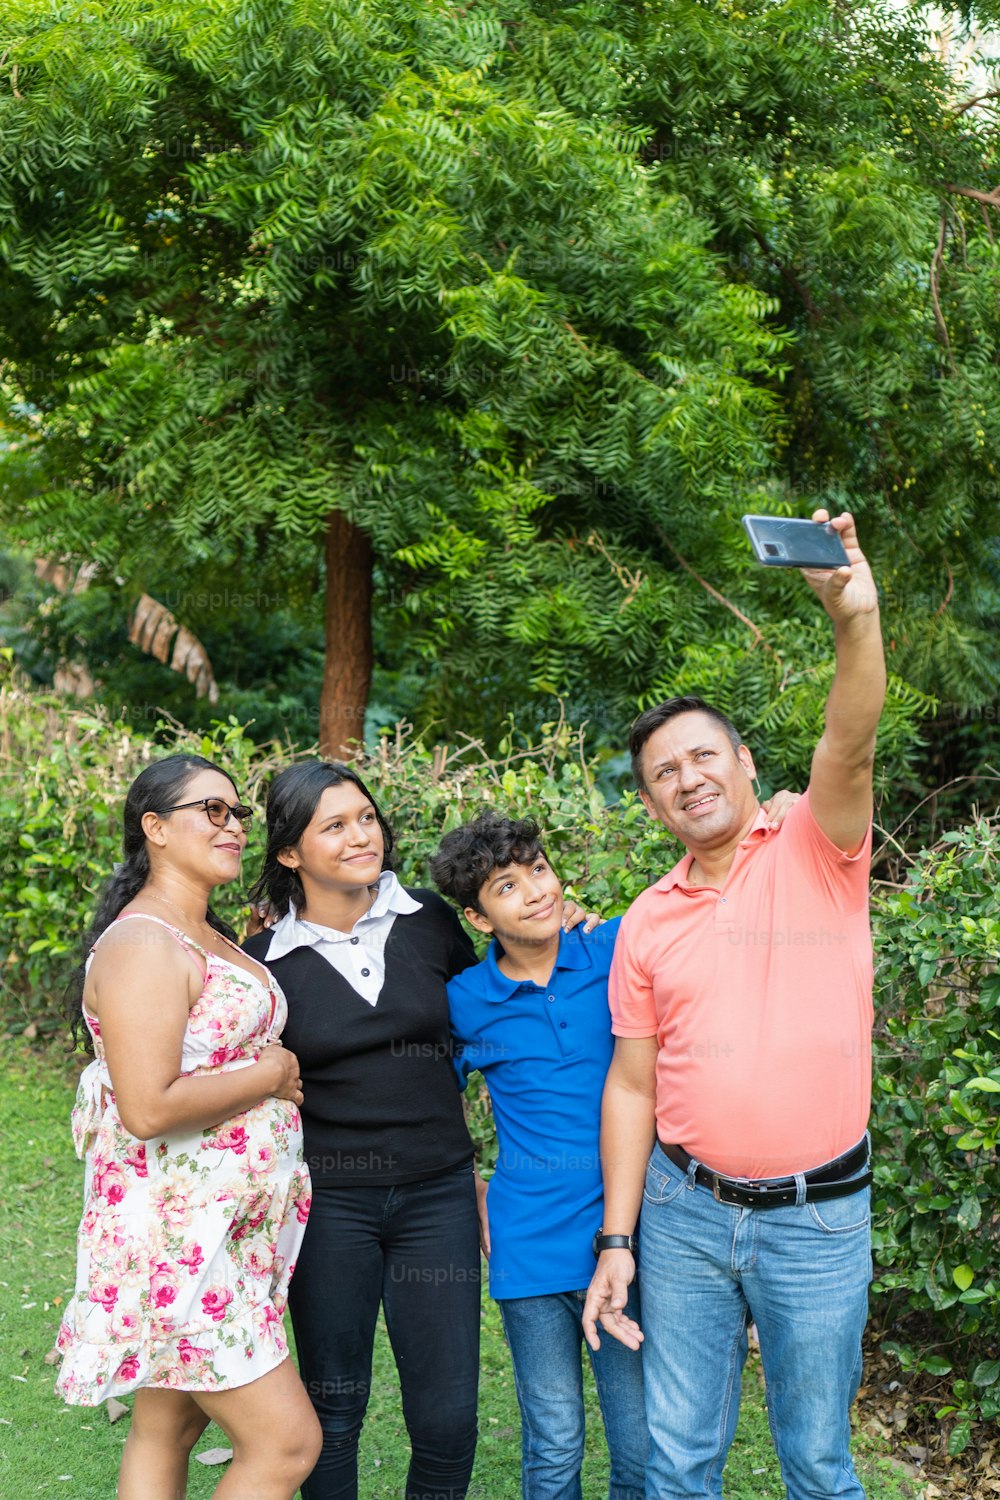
top-left (742, 515), bottom-right (850, 570)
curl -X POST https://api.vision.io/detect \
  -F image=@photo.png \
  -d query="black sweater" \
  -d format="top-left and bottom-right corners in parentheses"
top-left (243, 889), bottom-right (478, 1184)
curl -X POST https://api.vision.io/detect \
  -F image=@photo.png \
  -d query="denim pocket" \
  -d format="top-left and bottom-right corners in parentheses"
top-left (642, 1152), bottom-right (689, 1207)
top-left (806, 1184), bottom-right (870, 1234)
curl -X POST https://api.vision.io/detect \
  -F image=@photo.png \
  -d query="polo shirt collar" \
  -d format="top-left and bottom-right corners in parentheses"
top-left (265, 871), bottom-right (419, 959)
top-left (480, 923), bottom-right (591, 1002)
top-left (656, 806), bottom-right (772, 893)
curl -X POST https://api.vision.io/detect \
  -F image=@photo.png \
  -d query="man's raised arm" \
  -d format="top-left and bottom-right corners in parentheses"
top-left (803, 509), bottom-right (886, 853)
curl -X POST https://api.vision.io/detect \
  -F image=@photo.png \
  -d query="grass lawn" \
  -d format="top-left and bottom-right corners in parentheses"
top-left (0, 1042), bottom-right (920, 1498)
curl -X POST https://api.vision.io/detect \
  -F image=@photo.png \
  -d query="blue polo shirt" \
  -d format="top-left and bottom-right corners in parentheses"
top-left (447, 919), bottom-right (622, 1299)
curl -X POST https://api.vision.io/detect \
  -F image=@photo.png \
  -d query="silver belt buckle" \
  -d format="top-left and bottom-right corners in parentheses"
top-left (713, 1173), bottom-right (757, 1206)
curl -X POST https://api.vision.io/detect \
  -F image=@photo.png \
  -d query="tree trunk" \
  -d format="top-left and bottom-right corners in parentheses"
top-left (320, 510), bottom-right (373, 757)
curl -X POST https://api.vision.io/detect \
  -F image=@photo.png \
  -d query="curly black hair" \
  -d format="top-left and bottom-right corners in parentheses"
top-left (429, 809), bottom-right (547, 913)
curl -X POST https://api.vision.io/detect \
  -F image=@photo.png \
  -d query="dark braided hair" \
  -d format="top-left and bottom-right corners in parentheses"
top-left (248, 761), bottom-right (395, 921)
top-left (68, 754), bottom-right (241, 1049)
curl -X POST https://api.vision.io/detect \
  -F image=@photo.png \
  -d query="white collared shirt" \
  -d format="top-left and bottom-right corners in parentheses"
top-left (265, 871), bottom-right (421, 1006)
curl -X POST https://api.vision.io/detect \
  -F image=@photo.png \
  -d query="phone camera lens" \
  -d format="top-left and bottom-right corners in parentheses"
top-left (764, 543), bottom-right (780, 557)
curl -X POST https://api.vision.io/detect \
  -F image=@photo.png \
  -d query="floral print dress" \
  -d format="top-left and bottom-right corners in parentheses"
top-left (55, 914), bottom-right (312, 1405)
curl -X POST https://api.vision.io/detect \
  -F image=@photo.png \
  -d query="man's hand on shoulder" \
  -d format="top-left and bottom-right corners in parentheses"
top-left (561, 899), bottom-right (604, 933)
top-left (760, 788), bottom-right (801, 828)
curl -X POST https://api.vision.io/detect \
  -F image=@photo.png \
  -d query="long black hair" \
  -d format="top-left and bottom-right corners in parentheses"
top-left (68, 753), bottom-right (241, 1046)
top-left (248, 761), bottom-right (395, 921)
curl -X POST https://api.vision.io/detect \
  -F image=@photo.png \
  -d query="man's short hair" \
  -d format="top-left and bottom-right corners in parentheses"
top-left (430, 810), bottom-right (547, 913)
top-left (629, 696), bottom-right (744, 789)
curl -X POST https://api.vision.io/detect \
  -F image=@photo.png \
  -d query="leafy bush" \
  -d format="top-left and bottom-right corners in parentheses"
top-left (871, 823), bottom-right (1000, 1448)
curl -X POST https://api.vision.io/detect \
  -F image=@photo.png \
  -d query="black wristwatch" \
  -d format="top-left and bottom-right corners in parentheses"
top-left (593, 1230), bottom-right (637, 1256)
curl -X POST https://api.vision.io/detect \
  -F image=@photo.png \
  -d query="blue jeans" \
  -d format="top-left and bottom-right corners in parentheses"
top-left (499, 1287), bottom-right (647, 1500)
top-left (639, 1142), bottom-right (872, 1500)
top-left (289, 1162), bottom-right (480, 1500)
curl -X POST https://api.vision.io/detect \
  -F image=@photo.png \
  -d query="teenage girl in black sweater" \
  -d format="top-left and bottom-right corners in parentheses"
top-left (244, 762), bottom-right (484, 1500)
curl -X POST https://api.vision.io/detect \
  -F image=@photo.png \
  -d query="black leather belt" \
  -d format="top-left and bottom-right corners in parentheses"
top-left (658, 1139), bottom-right (872, 1210)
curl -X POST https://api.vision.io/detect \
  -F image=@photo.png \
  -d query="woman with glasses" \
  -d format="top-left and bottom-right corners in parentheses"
top-left (55, 753), bottom-right (322, 1500)
top-left (241, 761), bottom-right (486, 1500)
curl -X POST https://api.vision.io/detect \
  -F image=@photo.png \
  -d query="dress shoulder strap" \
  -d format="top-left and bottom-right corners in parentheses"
top-left (86, 912), bottom-right (209, 975)
top-left (113, 911), bottom-right (209, 954)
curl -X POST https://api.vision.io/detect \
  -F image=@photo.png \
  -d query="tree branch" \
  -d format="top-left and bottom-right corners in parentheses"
top-left (934, 560), bottom-right (954, 617)
top-left (657, 528), bottom-right (775, 653)
top-left (929, 207), bottom-right (957, 374)
top-left (943, 182), bottom-right (1000, 209)
top-left (584, 533), bottom-right (644, 608)
top-left (873, 774), bottom-right (1000, 866)
top-left (954, 89), bottom-right (1000, 115)
top-left (748, 226), bottom-right (821, 320)
top-left (562, 319), bottom-right (590, 352)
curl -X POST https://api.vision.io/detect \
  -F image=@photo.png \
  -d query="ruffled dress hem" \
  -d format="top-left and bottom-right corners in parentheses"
top-left (54, 1300), bottom-right (291, 1405)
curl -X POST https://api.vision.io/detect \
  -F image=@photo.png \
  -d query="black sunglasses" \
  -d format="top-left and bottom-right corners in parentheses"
top-left (160, 797), bottom-right (254, 831)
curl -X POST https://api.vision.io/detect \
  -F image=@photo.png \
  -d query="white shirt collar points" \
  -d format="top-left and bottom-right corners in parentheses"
top-left (265, 871), bottom-right (420, 960)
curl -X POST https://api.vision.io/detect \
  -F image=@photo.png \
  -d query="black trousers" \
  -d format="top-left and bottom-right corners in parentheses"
top-left (289, 1161), bottom-right (481, 1500)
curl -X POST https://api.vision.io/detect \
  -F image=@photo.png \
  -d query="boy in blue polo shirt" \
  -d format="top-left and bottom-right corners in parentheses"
top-left (430, 811), bottom-right (645, 1500)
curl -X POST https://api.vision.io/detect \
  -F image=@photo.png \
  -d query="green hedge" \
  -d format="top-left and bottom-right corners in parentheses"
top-left (1, 662), bottom-right (996, 1440)
top-left (871, 826), bottom-right (1000, 1450)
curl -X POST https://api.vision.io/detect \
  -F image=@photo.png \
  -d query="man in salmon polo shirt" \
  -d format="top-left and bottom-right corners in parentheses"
top-left (581, 509), bottom-right (885, 1500)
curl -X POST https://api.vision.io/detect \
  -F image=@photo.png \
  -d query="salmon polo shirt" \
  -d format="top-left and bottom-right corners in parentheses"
top-left (610, 792), bottom-right (873, 1180)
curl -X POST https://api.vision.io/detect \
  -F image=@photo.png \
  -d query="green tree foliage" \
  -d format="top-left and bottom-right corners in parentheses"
top-left (0, 0), bottom-right (998, 803)
top-left (621, 0), bottom-right (1000, 778)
